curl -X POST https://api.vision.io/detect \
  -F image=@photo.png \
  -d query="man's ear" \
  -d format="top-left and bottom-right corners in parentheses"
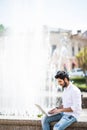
top-left (64, 78), bottom-right (67, 82)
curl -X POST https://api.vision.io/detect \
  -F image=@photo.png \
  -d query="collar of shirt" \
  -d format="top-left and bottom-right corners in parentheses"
top-left (64, 82), bottom-right (72, 90)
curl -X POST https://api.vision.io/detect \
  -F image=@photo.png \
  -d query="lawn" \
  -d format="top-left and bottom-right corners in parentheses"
top-left (70, 76), bottom-right (87, 92)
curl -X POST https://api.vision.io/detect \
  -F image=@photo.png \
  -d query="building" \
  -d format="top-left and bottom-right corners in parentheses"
top-left (43, 26), bottom-right (87, 72)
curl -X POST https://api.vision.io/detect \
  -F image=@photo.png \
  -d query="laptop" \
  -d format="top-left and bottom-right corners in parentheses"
top-left (35, 104), bottom-right (58, 116)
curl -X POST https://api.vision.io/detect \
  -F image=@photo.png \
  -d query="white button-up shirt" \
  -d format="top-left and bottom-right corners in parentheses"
top-left (62, 82), bottom-right (82, 119)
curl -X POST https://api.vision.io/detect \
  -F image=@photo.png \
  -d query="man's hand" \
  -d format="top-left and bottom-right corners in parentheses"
top-left (48, 108), bottom-right (62, 114)
top-left (48, 107), bottom-right (73, 115)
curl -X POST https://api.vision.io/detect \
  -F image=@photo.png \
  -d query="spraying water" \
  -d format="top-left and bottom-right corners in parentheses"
top-left (0, 0), bottom-right (71, 118)
top-left (0, 0), bottom-right (50, 118)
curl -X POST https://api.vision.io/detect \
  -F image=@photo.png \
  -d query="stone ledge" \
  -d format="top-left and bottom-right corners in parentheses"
top-left (0, 119), bottom-right (87, 130)
top-left (51, 121), bottom-right (87, 130)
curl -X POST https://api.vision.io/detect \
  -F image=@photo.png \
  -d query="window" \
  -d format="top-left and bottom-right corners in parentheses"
top-left (72, 46), bottom-right (75, 56)
top-left (78, 47), bottom-right (81, 52)
top-left (52, 45), bottom-right (56, 54)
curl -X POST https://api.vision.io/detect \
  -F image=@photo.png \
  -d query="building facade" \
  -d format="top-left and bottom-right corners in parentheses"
top-left (43, 26), bottom-right (87, 72)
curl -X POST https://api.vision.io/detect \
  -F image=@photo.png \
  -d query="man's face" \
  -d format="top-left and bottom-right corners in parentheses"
top-left (57, 78), bottom-right (67, 88)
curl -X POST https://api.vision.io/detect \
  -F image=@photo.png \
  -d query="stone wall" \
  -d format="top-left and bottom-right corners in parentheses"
top-left (51, 121), bottom-right (87, 130)
top-left (0, 119), bottom-right (87, 130)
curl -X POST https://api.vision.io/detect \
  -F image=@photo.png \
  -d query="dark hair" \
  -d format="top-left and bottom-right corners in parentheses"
top-left (55, 71), bottom-right (69, 81)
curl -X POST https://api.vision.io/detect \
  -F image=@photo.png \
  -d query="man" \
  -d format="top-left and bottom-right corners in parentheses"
top-left (41, 71), bottom-right (82, 130)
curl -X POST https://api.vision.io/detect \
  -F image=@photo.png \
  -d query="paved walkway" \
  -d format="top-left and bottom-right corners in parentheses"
top-left (78, 92), bottom-right (87, 121)
top-left (81, 92), bottom-right (87, 97)
top-left (79, 109), bottom-right (87, 121)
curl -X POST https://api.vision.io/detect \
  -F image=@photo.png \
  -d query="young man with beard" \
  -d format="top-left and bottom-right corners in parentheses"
top-left (41, 71), bottom-right (82, 130)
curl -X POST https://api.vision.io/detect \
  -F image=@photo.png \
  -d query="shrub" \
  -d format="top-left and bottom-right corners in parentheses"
top-left (70, 76), bottom-right (86, 83)
top-left (70, 77), bottom-right (87, 92)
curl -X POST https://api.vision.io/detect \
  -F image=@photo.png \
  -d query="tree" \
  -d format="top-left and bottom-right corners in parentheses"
top-left (0, 24), bottom-right (5, 34)
top-left (76, 47), bottom-right (87, 85)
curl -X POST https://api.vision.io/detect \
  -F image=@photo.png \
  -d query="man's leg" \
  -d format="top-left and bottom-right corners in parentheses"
top-left (53, 114), bottom-right (77, 130)
top-left (41, 113), bottom-right (63, 130)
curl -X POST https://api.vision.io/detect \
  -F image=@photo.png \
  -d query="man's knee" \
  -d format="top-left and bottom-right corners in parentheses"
top-left (41, 115), bottom-right (48, 125)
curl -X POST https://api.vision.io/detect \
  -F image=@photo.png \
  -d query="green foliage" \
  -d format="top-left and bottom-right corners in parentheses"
top-left (70, 77), bottom-right (86, 83)
top-left (70, 77), bottom-right (87, 91)
top-left (0, 24), bottom-right (5, 33)
top-left (76, 47), bottom-right (87, 71)
top-left (76, 48), bottom-right (87, 85)
top-left (74, 83), bottom-right (87, 92)
top-left (37, 114), bottom-right (43, 118)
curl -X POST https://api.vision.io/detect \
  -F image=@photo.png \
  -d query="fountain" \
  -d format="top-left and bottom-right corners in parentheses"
top-left (0, 24), bottom-right (72, 119)
top-left (42, 31), bottom-right (71, 110)
top-left (0, 0), bottom-right (71, 119)
top-left (0, 0), bottom-right (49, 118)
top-left (0, 24), bottom-right (50, 118)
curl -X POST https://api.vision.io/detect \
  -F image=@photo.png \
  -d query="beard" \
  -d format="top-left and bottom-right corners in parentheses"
top-left (63, 81), bottom-right (67, 88)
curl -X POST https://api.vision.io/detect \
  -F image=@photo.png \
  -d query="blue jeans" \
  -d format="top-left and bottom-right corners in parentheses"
top-left (41, 113), bottom-right (77, 130)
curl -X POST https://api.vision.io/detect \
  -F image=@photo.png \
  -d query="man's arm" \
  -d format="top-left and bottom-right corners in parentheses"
top-left (48, 106), bottom-right (73, 114)
top-left (56, 107), bottom-right (73, 113)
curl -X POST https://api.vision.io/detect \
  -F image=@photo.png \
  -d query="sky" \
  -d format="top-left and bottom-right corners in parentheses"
top-left (0, 0), bottom-right (87, 33)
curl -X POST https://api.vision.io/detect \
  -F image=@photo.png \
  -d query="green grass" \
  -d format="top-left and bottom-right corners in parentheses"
top-left (70, 76), bottom-right (87, 91)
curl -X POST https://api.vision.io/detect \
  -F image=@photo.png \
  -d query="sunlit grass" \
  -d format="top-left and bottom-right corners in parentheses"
top-left (70, 76), bottom-right (87, 91)
top-left (74, 83), bottom-right (87, 88)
